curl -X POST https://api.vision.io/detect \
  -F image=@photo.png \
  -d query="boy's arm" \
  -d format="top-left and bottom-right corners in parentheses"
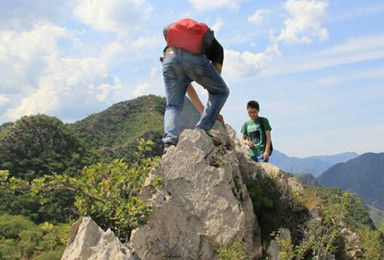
top-left (242, 134), bottom-right (253, 148)
top-left (241, 134), bottom-right (247, 144)
top-left (264, 130), bottom-right (272, 159)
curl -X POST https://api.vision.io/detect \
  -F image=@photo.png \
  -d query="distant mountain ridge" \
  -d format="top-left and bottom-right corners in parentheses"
top-left (69, 95), bottom-right (165, 150)
top-left (317, 152), bottom-right (384, 209)
top-left (68, 95), bottom-right (166, 160)
top-left (269, 150), bottom-right (359, 176)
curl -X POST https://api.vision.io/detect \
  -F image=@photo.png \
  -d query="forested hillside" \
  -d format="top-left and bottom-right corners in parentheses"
top-left (318, 153), bottom-right (384, 209)
top-left (68, 95), bottom-right (165, 161)
top-left (0, 114), bottom-right (99, 180)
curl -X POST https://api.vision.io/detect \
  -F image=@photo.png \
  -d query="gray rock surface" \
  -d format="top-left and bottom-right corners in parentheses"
top-left (62, 122), bottom-right (308, 260)
top-left (179, 97), bottom-right (201, 131)
top-left (61, 217), bottom-right (139, 260)
top-left (129, 122), bottom-right (262, 260)
top-left (267, 228), bottom-right (291, 260)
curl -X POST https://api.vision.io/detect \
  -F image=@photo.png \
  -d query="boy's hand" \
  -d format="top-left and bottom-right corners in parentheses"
top-left (263, 151), bottom-right (270, 161)
top-left (245, 141), bottom-right (254, 148)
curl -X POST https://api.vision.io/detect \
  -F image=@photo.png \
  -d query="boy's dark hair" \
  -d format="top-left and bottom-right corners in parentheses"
top-left (247, 100), bottom-right (259, 111)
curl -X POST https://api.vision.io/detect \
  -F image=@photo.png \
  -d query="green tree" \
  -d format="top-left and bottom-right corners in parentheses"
top-left (31, 138), bottom-right (159, 242)
top-left (0, 170), bottom-right (77, 224)
top-left (0, 115), bottom-right (99, 180)
top-left (275, 187), bottom-right (384, 260)
top-left (0, 214), bottom-right (70, 260)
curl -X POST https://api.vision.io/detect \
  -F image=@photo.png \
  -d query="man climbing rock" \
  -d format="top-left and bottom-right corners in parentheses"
top-left (161, 18), bottom-right (229, 151)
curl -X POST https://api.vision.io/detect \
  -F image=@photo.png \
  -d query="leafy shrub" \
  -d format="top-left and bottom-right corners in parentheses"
top-left (0, 138), bottom-right (159, 243)
top-left (0, 215), bottom-right (70, 260)
top-left (0, 186), bottom-right (40, 222)
top-left (218, 240), bottom-right (248, 260)
top-left (275, 187), bottom-right (384, 259)
top-left (0, 214), bottom-right (35, 240)
top-left (357, 225), bottom-right (384, 259)
top-left (247, 173), bottom-right (308, 243)
top-left (0, 170), bottom-right (77, 224)
top-left (31, 138), bottom-right (159, 242)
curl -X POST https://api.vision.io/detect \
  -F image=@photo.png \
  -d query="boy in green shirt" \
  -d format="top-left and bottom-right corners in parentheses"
top-left (241, 100), bottom-right (272, 162)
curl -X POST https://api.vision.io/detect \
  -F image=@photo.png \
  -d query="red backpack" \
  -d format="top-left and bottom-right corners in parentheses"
top-left (166, 18), bottom-right (214, 54)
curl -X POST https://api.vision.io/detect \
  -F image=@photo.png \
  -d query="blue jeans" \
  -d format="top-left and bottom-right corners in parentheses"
top-left (162, 48), bottom-right (229, 144)
top-left (251, 153), bottom-right (268, 163)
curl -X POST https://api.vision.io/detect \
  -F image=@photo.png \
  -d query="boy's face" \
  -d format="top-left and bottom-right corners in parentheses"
top-left (247, 107), bottom-right (259, 121)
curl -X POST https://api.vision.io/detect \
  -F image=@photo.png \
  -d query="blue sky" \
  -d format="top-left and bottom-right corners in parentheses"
top-left (0, 0), bottom-right (383, 157)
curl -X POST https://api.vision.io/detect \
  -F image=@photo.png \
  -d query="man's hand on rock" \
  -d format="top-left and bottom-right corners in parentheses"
top-left (217, 114), bottom-right (224, 123)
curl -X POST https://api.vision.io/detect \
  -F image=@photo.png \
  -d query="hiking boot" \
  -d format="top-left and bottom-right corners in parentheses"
top-left (205, 130), bottom-right (223, 146)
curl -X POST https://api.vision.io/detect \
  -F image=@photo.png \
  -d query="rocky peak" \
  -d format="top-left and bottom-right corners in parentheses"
top-left (61, 122), bottom-right (307, 260)
top-left (130, 122), bottom-right (262, 259)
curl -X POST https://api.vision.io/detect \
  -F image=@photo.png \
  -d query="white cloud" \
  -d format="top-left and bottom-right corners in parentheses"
top-left (101, 40), bottom-right (124, 62)
top-left (211, 18), bottom-right (224, 34)
top-left (0, 24), bottom-right (68, 95)
top-left (74, 0), bottom-right (153, 34)
top-left (150, 65), bottom-right (161, 78)
top-left (224, 49), bottom-right (271, 78)
top-left (7, 84), bottom-right (59, 120)
top-left (0, 0), bottom-right (71, 31)
top-left (96, 77), bottom-right (123, 101)
top-left (320, 34), bottom-right (384, 56)
top-left (188, 0), bottom-right (239, 10)
top-left (327, 2), bottom-right (384, 22)
top-left (134, 82), bottom-right (150, 97)
top-left (248, 9), bottom-right (270, 25)
top-left (0, 22), bottom-right (124, 122)
top-left (0, 95), bottom-right (10, 106)
top-left (315, 67), bottom-right (384, 86)
top-left (131, 36), bottom-right (159, 51)
top-left (6, 55), bottom-right (110, 121)
top-left (265, 34), bottom-right (384, 75)
top-left (276, 0), bottom-right (328, 44)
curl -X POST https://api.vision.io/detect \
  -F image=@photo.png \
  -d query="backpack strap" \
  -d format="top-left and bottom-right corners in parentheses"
top-left (259, 117), bottom-right (273, 155)
top-left (243, 121), bottom-right (249, 134)
top-left (259, 117), bottom-right (266, 133)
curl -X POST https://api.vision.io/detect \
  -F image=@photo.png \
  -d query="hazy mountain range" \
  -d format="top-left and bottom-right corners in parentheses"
top-left (269, 150), bottom-right (359, 177)
top-left (317, 152), bottom-right (384, 209)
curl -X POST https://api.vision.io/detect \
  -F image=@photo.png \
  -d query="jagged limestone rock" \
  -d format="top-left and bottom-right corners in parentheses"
top-left (60, 121), bottom-right (370, 260)
top-left (341, 228), bottom-right (363, 259)
top-left (179, 97), bottom-right (201, 131)
top-left (129, 122), bottom-right (262, 260)
top-left (61, 217), bottom-right (139, 260)
top-left (61, 123), bottom-right (307, 259)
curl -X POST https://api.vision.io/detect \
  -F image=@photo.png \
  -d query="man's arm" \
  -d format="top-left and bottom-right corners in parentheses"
top-left (212, 62), bottom-right (222, 74)
top-left (186, 84), bottom-right (204, 115)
